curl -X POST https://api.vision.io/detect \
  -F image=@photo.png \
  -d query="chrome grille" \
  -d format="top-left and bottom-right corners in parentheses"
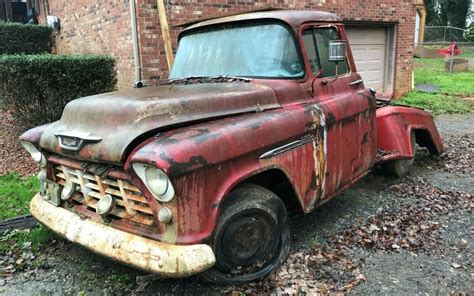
top-left (55, 165), bottom-right (155, 226)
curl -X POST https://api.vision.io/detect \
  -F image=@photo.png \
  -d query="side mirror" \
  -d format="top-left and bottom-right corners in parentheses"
top-left (328, 40), bottom-right (346, 63)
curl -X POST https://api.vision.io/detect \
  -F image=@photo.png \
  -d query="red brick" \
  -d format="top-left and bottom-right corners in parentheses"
top-left (39, 0), bottom-right (416, 97)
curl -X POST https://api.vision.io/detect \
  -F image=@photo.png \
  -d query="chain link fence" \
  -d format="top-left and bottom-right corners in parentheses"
top-left (416, 26), bottom-right (474, 73)
top-left (415, 42), bottom-right (474, 73)
top-left (424, 26), bottom-right (467, 43)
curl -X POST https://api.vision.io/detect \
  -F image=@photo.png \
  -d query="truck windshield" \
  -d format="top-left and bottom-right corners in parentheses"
top-left (169, 23), bottom-right (304, 79)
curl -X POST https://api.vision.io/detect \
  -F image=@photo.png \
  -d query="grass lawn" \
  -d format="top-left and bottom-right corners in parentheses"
top-left (0, 173), bottom-right (39, 220)
top-left (0, 173), bottom-right (51, 254)
top-left (0, 227), bottom-right (51, 253)
top-left (397, 48), bottom-right (474, 114)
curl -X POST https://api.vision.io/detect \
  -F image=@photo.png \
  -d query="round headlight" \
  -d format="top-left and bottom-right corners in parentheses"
top-left (20, 141), bottom-right (46, 167)
top-left (37, 170), bottom-right (47, 182)
top-left (132, 163), bottom-right (175, 202)
top-left (61, 181), bottom-right (76, 201)
top-left (145, 166), bottom-right (169, 196)
top-left (96, 194), bottom-right (115, 216)
top-left (158, 207), bottom-right (173, 224)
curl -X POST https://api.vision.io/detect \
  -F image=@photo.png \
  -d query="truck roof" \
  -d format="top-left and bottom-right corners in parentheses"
top-left (181, 9), bottom-right (342, 33)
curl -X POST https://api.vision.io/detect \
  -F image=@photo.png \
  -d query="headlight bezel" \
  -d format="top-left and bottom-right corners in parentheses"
top-left (20, 141), bottom-right (47, 167)
top-left (132, 163), bottom-right (175, 203)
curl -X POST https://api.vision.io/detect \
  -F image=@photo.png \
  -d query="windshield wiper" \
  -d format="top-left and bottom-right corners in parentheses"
top-left (162, 75), bottom-right (252, 85)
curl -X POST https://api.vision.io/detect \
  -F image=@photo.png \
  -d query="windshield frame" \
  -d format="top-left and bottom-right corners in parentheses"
top-left (173, 19), bottom-right (306, 80)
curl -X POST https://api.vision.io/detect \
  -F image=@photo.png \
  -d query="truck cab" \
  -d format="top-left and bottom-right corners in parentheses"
top-left (20, 10), bottom-right (443, 284)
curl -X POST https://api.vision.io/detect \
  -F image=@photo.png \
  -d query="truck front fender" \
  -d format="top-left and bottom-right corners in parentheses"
top-left (376, 106), bottom-right (443, 163)
top-left (127, 106), bottom-right (317, 177)
top-left (19, 123), bottom-right (52, 147)
top-left (125, 105), bottom-right (325, 244)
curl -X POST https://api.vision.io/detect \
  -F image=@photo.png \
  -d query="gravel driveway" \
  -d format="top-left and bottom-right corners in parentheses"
top-left (1, 114), bottom-right (472, 295)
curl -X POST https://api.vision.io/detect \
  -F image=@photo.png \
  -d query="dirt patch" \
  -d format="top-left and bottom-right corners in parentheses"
top-left (0, 110), bottom-right (38, 177)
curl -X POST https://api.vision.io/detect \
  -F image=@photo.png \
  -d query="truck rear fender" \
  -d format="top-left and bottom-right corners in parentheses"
top-left (376, 106), bottom-right (444, 163)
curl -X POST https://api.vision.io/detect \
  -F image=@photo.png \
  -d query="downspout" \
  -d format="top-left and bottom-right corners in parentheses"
top-left (418, 6), bottom-right (426, 44)
top-left (130, 0), bottom-right (142, 88)
top-left (413, 0), bottom-right (426, 91)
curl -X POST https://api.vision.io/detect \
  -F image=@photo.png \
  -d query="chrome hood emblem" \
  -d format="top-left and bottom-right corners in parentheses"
top-left (54, 130), bottom-right (102, 151)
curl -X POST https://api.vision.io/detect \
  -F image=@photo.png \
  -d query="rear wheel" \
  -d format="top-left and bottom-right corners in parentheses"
top-left (201, 184), bottom-right (290, 284)
top-left (384, 131), bottom-right (416, 177)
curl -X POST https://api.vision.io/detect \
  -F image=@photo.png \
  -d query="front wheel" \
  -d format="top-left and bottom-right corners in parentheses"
top-left (201, 184), bottom-right (290, 284)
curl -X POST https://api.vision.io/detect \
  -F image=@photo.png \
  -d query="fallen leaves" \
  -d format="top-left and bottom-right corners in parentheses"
top-left (416, 134), bottom-right (473, 175)
top-left (0, 110), bottom-right (38, 177)
top-left (0, 232), bottom-right (36, 276)
top-left (230, 172), bottom-right (472, 295)
top-left (330, 176), bottom-right (472, 255)
top-left (227, 245), bottom-right (365, 295)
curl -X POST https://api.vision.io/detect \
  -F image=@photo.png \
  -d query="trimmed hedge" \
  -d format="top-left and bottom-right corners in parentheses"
top-left (0, 54), bottom-right (117, 130)
top-left (0, 22), bottom-right (52, 54)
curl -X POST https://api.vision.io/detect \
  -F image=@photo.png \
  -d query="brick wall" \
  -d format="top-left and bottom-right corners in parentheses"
top-left (137, 0), bottom-right (416, 98)
top-left (39, 1), bottom-right (135, 89)
top-left (41, 0), bottom-right (416, 97)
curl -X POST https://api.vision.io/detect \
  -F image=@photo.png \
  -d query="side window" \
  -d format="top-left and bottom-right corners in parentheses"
top-left (302, 29), bottom-right (319, 74)
top-left (302, 27), bottom-right (350, 77)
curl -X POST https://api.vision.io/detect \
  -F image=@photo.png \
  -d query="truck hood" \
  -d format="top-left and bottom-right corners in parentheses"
top-left (39, 82), bottom-right (280, 164)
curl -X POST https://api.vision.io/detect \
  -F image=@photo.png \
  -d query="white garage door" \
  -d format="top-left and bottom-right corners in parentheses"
top-left (345, 27), bottom-right (387, 92)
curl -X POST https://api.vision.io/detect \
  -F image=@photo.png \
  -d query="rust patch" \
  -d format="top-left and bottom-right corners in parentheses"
top-left (159, 151), bottom-right (209, 176)
top-left (308, 105), bottom-right (327, 210)
top-left (361, 132), bottom-right (368, 145)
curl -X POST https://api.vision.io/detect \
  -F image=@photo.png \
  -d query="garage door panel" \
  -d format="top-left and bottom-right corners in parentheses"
top-left (368, 47), bottom-right (385, 58)
top-left (346, 26), bottom-right (387, 91)
top-left (367, 61), bottom-right (384, 70)
top-left (346, 27), bottom-right (386, 45)
top-left (366, 60), bottom-right (384, 69)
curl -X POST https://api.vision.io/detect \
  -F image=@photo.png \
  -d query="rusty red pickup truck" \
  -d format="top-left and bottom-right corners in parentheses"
top-left (20, 10), bottom-right (443, 284)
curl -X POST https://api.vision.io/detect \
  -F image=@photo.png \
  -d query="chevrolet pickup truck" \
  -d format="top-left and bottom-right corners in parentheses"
top-left (20, 10), bottom-right (443, 284)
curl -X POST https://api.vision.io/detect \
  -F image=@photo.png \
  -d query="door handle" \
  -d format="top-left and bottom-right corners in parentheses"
top-left (349, 79), bottom-right (364, 86)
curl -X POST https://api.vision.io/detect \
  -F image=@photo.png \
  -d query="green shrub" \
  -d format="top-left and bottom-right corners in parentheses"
top-left (0, 54), bottom-right (117, 130)
top-left (464, 26), bottom-right (474, 42)
top-left (0, 22), bottom-right (52, 54)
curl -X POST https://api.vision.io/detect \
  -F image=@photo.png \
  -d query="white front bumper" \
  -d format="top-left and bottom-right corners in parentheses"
top-left (30, 193), bottom-right (216, 277)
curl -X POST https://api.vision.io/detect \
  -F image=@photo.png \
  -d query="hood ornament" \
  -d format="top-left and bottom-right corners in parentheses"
top-left (54, 130), bottom-right (102, 151)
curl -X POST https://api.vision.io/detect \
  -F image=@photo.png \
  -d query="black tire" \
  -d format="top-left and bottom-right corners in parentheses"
top-left (384, 131), bottom-right (416, 177)
top-left (201, 184), bottom-right (290, 285)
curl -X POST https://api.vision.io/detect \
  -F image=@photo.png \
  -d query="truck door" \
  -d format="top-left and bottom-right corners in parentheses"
top-left (301, 25), bottom-right (376, 200)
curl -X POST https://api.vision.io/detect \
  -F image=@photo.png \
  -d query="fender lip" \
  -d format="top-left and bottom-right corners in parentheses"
top-left (30, 193), bottom-right (216, 277)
